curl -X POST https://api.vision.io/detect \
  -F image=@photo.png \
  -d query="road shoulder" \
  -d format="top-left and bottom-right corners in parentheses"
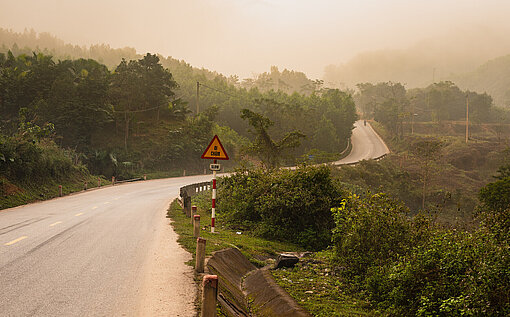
top-left (138, 199), bottom-right (196, 317)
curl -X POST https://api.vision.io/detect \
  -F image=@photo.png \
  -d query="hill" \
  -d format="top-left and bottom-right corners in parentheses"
top-left (323, 30), bottom-right (510, 108)
top-left (452, 54), bottom-right (510, 108)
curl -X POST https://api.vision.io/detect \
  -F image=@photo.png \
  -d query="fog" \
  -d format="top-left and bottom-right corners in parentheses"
top-left (1, 0), bottom-right (510, 80)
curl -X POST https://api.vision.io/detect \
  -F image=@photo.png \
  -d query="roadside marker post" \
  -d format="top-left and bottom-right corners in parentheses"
top-left (201, 274), bottom-right (218, 316)
top-left (191, 205), bottom-right (197, 224)
top-left (201, 135), bottom-right (229, 233)
top-left (58, 185), bottom-right (62, 197)
top-left (196, 237), bottom-right (207, 273)
top-left (194, 215), bottom-right (201, 238)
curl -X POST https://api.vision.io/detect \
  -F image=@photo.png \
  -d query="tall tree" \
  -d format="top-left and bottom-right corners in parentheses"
top-left (410, 138), bottom-right (443, 210)
top-left (110, 53), bottom-right (177, 150)
top-left (39, 58), bottom-right (112, 149)
top-left (241, 108), bottom-right (305, 169)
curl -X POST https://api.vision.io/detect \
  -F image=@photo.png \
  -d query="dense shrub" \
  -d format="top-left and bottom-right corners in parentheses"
top-left (331, 193), bottom-right (416, 277)
top-left (0, 133), bottom-right (86, 182)
top-left (479, 177), bottom-right (510, 213)
top-left (217, 165), bottom-right (345, 250)
top-left (365, 230), bottom-right (510, 316)
top-left (331, 192), bottom-right (510, 316)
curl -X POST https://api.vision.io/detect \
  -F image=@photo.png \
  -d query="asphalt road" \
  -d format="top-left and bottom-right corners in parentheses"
top-left (334, 120), bottom-right (389, 165)
top-left (0, 175), bottom-right (213, 317)
top-left (0, 120), bottom-right (388, 316)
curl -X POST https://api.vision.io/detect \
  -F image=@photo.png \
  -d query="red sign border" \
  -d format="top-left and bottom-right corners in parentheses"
top-left (201, 135), bottom-right (229, 160)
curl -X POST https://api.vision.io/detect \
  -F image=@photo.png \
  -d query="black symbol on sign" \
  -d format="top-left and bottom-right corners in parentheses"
top-left (214, 146), bottom-right (218, 150)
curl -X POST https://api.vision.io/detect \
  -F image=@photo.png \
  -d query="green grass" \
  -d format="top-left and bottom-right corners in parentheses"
top-left (167, 193), bottom-right (381, 316)
top-left (0, 175), bottom-right (112, 210)
top-left (167, 192), bottom-right (302, 268)
top-left (271, 251), bottom-right (382, 317)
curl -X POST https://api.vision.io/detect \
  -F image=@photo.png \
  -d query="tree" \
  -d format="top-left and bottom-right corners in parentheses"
top-left (356, 82), bottom-right (408, 138)
top-left (0, 51), bottom-right (57, 132)
top-left (39, 58), bottom-right (112, 149)
top-left (313, 115), bottom-right (339, 152)
top-left (410, 137), bottom-right (443, 210)
top-left (240, 108), bottom-right (305, 169)
top-left (479, 176), bottom-right (510, 213)
top-left (110, 53), bottom-right (177, 150)
top-left (478, 170), bottom-right (510, 242)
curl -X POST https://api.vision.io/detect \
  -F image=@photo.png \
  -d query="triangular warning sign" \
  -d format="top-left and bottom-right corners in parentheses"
top-left (201, 135), bottom-right (229, 160)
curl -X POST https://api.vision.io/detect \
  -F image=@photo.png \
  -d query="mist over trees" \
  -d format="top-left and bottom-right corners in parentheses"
top-left (324, 31), bottom-right (510, 108)
top-left (354, 80), bottom-right (508, 139)
top-left (0, 41), bottom-right (358, 182)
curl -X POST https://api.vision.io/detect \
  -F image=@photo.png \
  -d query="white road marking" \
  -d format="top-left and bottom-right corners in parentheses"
top-left (4, 236), bottom-right (28, 246)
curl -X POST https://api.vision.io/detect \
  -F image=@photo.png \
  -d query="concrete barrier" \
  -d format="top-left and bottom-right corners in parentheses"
top-left (206, 248), bottom-right (311, 317)
top-left (207, 248), bottom-right (256, 315)
top-left (244, 269), bottom-right (310, 316)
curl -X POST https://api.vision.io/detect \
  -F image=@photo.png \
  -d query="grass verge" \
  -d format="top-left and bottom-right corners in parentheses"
top-left (0, 175), bottom-right (111, 210)
top-left (271, 251), bottom-right (380, 317)
top-left (167, 191), bottom-right (302, 267)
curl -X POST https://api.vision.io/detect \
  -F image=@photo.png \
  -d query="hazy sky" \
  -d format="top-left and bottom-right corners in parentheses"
top-left (1, 0), bottom-right (510, 78)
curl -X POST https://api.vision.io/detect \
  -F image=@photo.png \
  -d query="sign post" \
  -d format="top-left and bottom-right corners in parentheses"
top-left (201, 135), bottom-right (229, 233)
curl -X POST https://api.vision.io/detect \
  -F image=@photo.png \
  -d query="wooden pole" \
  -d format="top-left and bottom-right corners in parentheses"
top-left (465, 94), bottom-right (469, 144)
top-left (196, 81), bottom-right (200, 115)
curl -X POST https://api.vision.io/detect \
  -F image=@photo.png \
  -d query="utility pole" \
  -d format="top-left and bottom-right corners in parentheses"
top-left (196, 81), bottom-right (200, 115)
top-left (411, 109), bottom-right (415, 135)
top-left (465, 93), bottom-right (469, 143)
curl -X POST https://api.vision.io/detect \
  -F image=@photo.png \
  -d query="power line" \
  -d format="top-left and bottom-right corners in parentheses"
top-left (112, 95), bottom-right (184, 114)
top-left (198, 82), bottom-right (239, 99)
top-left (112, 105), bottom-right (161, 114)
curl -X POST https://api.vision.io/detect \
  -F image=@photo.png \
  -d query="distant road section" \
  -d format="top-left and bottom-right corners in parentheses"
top-left (334, 120), bottom-right (390, 165)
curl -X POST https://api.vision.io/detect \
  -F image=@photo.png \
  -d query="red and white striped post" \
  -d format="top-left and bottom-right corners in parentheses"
top-left (201, 135), bottom-right (228, 233)
top-left (211, 159), bottom-right (217, 233)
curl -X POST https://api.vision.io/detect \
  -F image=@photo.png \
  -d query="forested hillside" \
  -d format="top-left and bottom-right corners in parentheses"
top-left (453, 54), bottom-right (510, 108)
top-left (0, 29), bottom-right (358, 208)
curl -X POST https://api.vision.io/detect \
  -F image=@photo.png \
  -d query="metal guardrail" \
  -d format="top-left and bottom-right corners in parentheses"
top-left (179, 181), bottom-right (212, 216)
top-left (180, 181), bottom-right (211, 198)
top-left (114, 177), bottom-right (143, 184)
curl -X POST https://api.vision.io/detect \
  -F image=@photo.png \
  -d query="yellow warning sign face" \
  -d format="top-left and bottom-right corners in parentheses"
top-left (201, 135), bottom-right (229, 160)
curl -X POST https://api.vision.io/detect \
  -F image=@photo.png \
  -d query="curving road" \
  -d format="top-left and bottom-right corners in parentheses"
top-left (0, 175), bottom-right (213, 317)
top-left (334, 120), bottom-right (389, 165)
top-left (0, 120), bottom-right (388, 316)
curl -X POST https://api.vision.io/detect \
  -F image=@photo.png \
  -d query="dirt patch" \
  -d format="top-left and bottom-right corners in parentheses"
top-left (138, 203), bottom-right (197, 317)
top-left (0, 179), bottom-right (23, 196)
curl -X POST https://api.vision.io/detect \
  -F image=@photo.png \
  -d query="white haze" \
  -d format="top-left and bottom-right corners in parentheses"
top-left (1, 0), bottom-right (510, 80)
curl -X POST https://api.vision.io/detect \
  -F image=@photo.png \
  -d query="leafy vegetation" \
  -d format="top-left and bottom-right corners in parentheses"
top-left (0, 113), bottom-right (107, 209)
top-left (217, 166), bottom-right (346, 250)
top-left (355, 81), bottom-right (510, 141)
top-left (0, 44), bottom-right (357, 179)
top-left (216, 163), bottom-right (510, 316)
top-left (272, 252), bottom-right (374, 316)
top-left (166, 194), bottom-right (301, 267)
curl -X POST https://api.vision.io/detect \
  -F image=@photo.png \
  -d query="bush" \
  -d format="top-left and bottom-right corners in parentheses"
top-left (331, 193), bottom-right (414, 277)
top-left (0, 133), bottom-right (86, 183)
top-left (217, 165), bottom-right (345, 250)
top-left (365, 230), bottom-right (510, 316)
